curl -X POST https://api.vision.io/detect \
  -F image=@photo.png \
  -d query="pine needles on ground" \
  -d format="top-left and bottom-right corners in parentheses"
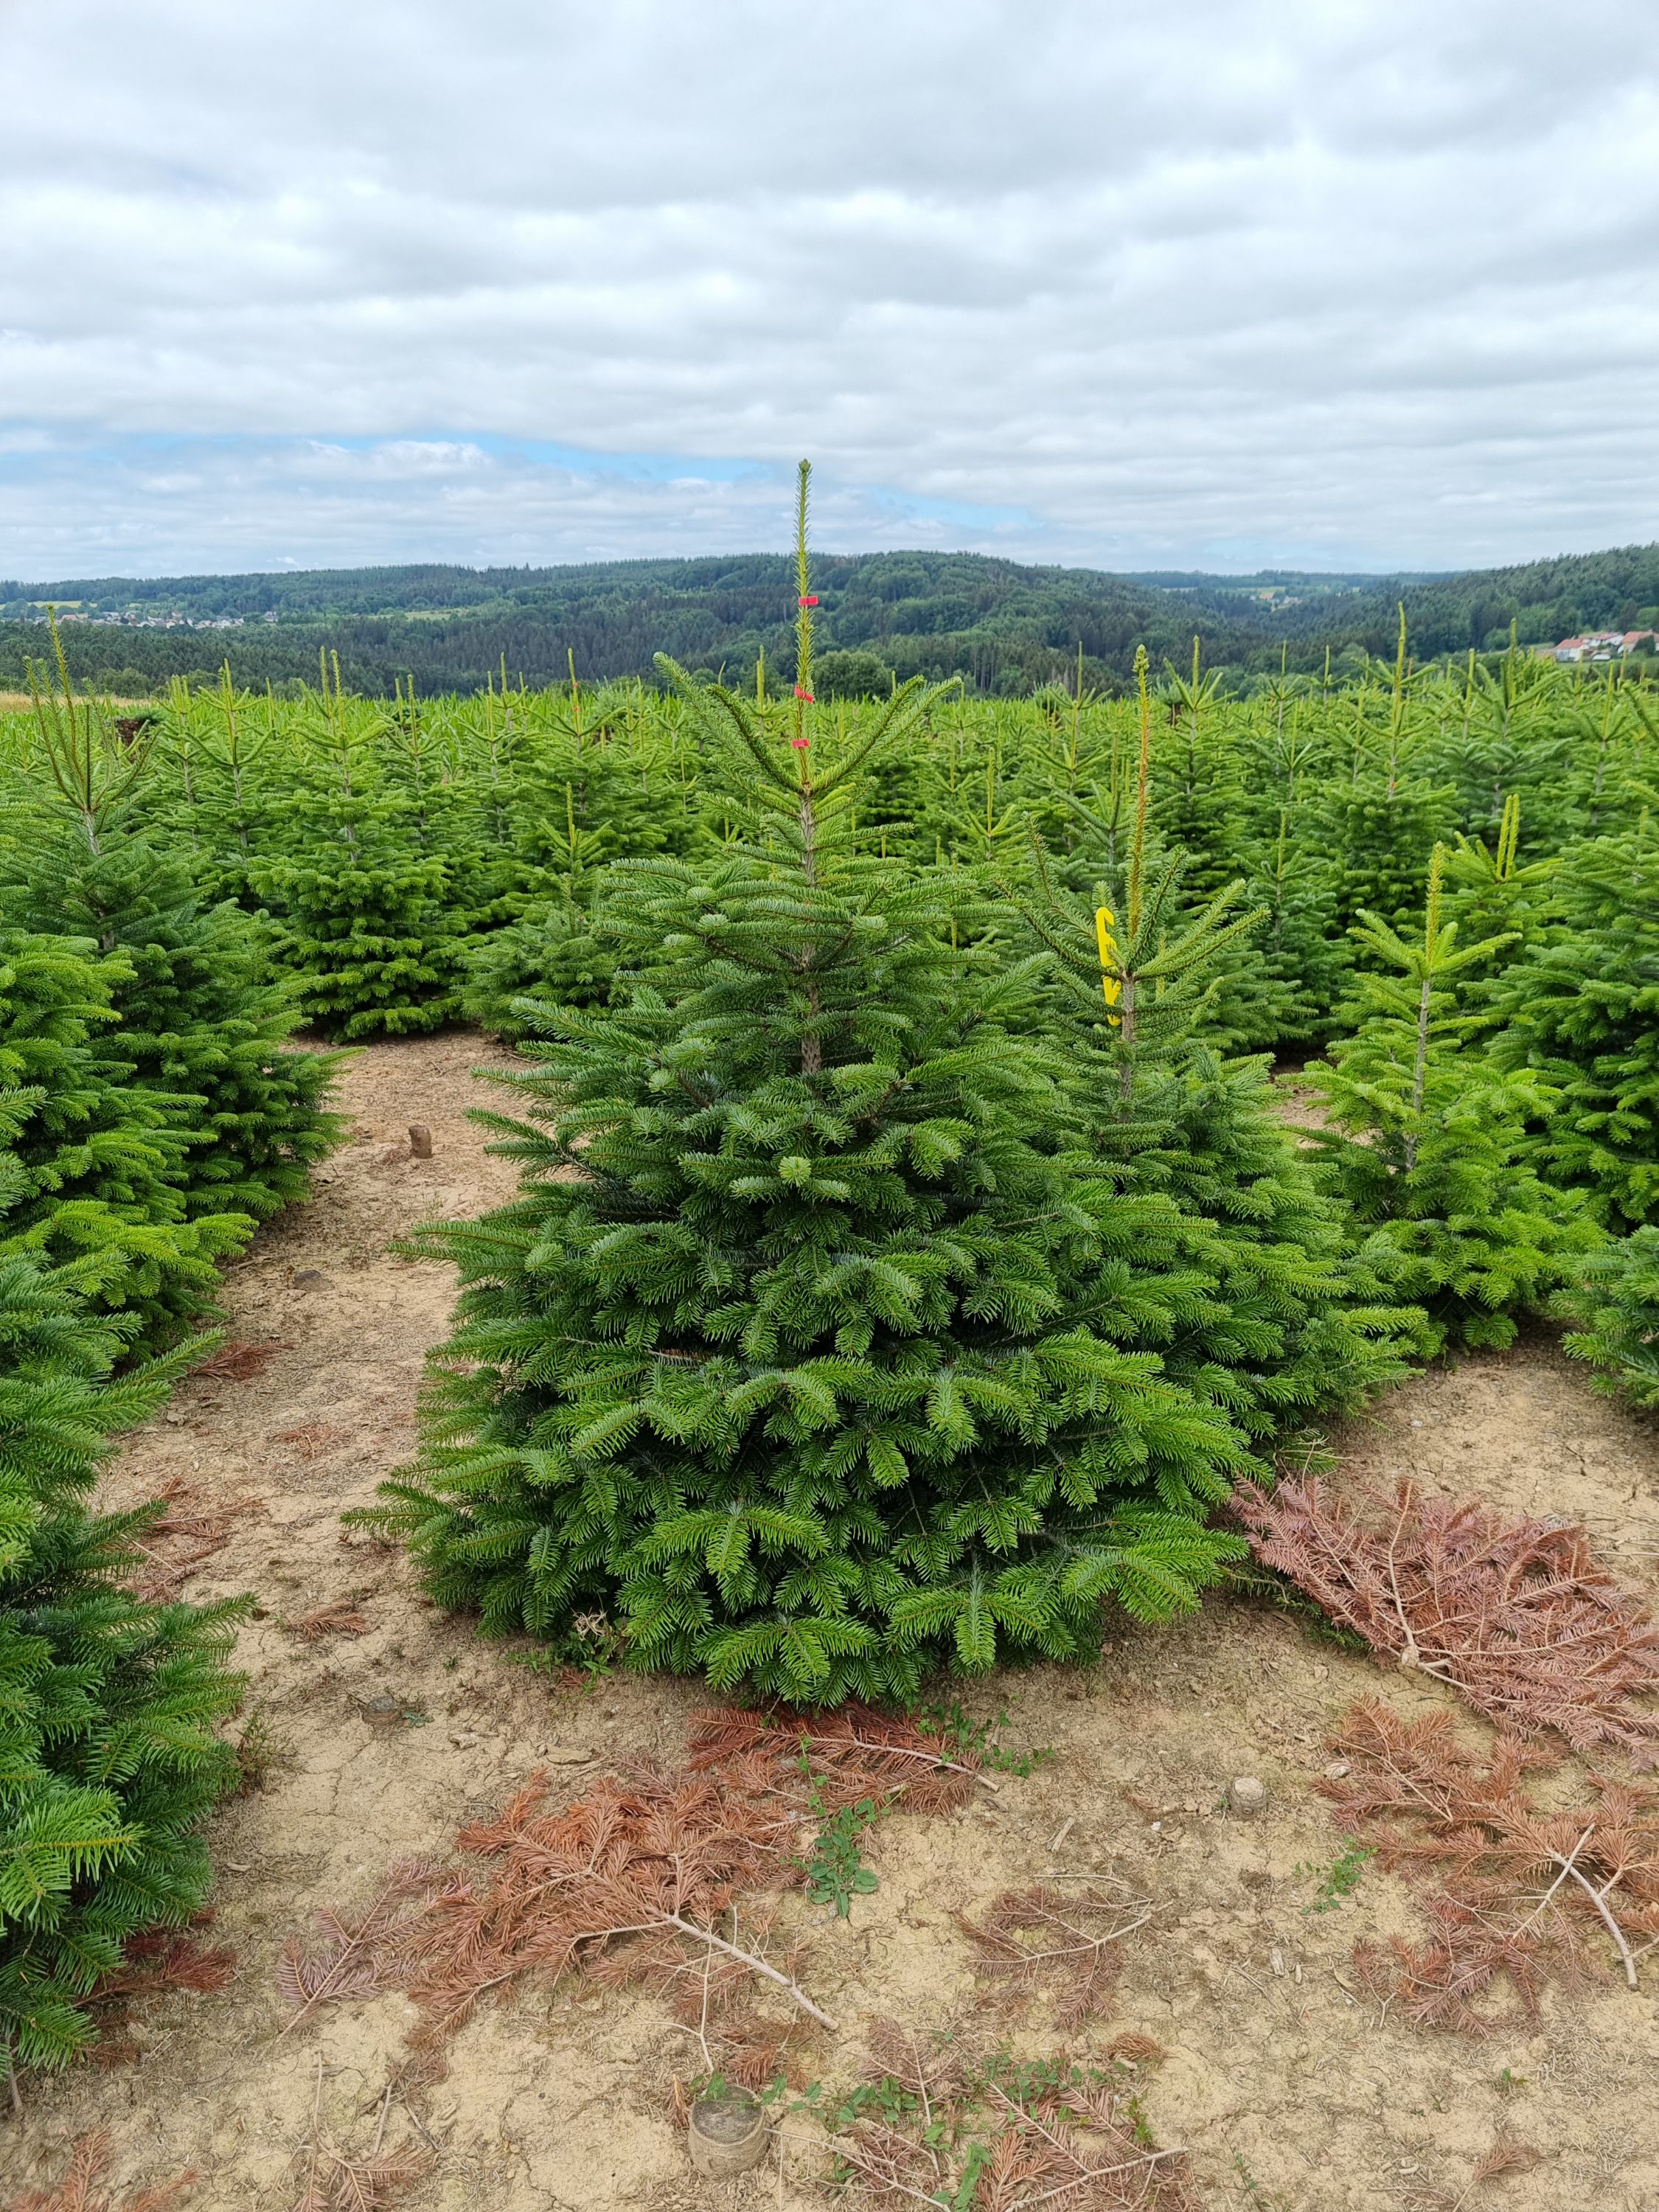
top-left (4, 2129), bottom-right (196, 2212)
top-left (830, 2025), bottom-right (1198, 2212)
top-left (126, 1476), bottom-right (265, 1603)
top-left (1234, 1475), bottom-right (1659, 1764)
top-left (1322, 1701), bottom-right (1659, 2029)
top-left (958, 1879), bottom-right (1152, 2035)
top-left (278, 1704), bottom-right (982, 2062)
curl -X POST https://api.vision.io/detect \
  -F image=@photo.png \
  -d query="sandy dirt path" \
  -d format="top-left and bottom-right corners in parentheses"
top-left (4, 1035), bottom-right (1659, 2212)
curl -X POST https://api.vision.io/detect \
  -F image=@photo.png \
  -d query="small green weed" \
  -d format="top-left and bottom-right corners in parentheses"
top-left (233, 1706), bottom-right (291, 1792)
top-left (1295, 1837), bottom-right (1373, 1913)
top-left (922, 1700), bottom-right (1055, 1777)
top-left (804, 1795), bottom-right (880, 1917)
top-left (830, 2075), bottom-right (919, 2131)
top-left (1231, 2150), bottom-right (1289, 2206)
top-left (505, 1608), bottom-right (626, 1686)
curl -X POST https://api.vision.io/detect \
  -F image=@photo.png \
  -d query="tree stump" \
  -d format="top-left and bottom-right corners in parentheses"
top-left (687, 2087), bottom-right (768, 2179)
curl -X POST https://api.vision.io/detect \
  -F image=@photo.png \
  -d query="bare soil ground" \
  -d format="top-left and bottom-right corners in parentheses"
top-left (4, 1036), bottom-right (1658, 2212)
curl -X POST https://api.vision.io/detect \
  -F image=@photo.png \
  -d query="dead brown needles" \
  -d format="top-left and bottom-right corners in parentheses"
top-left (288, 1599), bottom-right (372, 1642)
top-left (1322, 1700), bottom-right (1659, 2029)
top-left (86, 1924), bottom-right (237, 2064)
top-left (128, 1478), bottom-right (265, 1601)
top-left (832, 2023), bottom-right (1197, 2212)
top-left (1439, 2134), bottom-right (1545, 2211)
top-left (1234, 1477), bottom-right (1659, 1764)
top-left (288, 2148), bottom-right (428, 2212)
top-left (959, 1879), bottom-right (1152, 2034)
top-left (278, 1704), bottom-right (981, 2070)
top-left (4, 2132), bottom-right (195, 2212)
top-left (274, 1423), bottom-right (349, 1461)
top-left (285, 2056), bottom-right (432, 2212)
top-left (192, 1339), bottom-right (288, 1382)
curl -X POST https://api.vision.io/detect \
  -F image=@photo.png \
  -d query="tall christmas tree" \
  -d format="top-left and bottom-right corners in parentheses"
top-left (1300, 848), bottom-right (1600, 1349)
top-left (1487, 812), bottom-right (1659, 1227)
top-left (370, 469), bottom-right (1253, 1704)
top-left (4, 636), bottom-right (344, 1234)
top-left (248, 656), bottom-right (463, 1038)
top-left (1012, 651), bottom-right (1422, 1436)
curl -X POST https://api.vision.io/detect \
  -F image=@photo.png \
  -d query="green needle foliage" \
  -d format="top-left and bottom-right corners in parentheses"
top-left (1488, 813), bottom-right (1659, 1227)
top-left (0, 1249), bottom-right (246, 2080)
top-left (371, 471), bottom-right (1253, 1704)
top-left (1014, 658), bottom-right (1421, 1436)
top-left (1, 655), bottom-right (345, 1230)
top-left (1559, 1228), bottom-right (1659, 1408)
top-left (460, 887), bottom-right (617, 1038)
top-left (248, 656), bottom-right (464, 1039)
top-left (0, 930), bottom-right (249, 1329)
top-left (0, 627), bottom-right (344, 1328)
top-left (1301, 849), bottom-right (1599, 1349)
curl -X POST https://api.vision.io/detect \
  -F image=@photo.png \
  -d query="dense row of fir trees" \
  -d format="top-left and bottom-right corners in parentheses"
top-left (1, 470), bottom-right (1658, 2076)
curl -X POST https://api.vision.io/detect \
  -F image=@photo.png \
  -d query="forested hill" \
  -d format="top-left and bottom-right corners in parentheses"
top-left (4, 540), bottom-right (1657, 698)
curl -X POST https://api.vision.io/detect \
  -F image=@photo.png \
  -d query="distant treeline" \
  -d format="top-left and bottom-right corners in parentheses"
top-left (4, 541), bottom-right (1658, 699)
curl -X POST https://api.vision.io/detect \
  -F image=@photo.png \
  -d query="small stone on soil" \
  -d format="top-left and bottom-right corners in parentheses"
top-left (1228, 1775), bottom-right (1268, 1817)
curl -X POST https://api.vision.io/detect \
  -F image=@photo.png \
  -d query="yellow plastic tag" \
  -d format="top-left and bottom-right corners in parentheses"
top-left (1095, 905), bottom-right (1121, 1026)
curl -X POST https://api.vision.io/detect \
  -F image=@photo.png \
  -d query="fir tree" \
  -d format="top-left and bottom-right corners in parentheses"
top-left (1323, 773), bottom-right (1461, 937)
top-left (460, 883), bottom-right (616, 1038)
top-left (1012, 653), bottom-right (1422, 1435)
top-left (1559, 1228), bottom-right (1659, 1409)
top-left (0, 931), bottom-right (248, 1330)
top-left (0, 1247), bottom-right (246, 2079)
top-left (1152, 637), bottom-right (1248, 901)
top-left (369, 469), bottom-right (1253, 1704)
top-left (1300, 849), bottom-right (1600, 1349)
top-left (1, 652), bottom-right (345, 1228)
top-left (248, 658), bottom-right (463, 1038)
top-left (459, 766), bottom-right (622, 1036)
top-left (1487, 812), bottom-right (1659, 1227)
top-left (1439, 793), bottom-right (1555, 990)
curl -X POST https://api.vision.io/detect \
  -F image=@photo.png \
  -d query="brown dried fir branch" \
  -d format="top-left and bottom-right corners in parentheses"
top-left (94, 1924), bottom-right (237, 2004)
top-left (128, 1478), bottom-right (265, 1602)
top-left (287, 2055), bottom-right (432, 2212)
top-left (192, 1339), bottom-right (288, 1381)
top-left (1437, 2132), bottom-right (1545, 2211)
top-left (1234, 1477), bottom-right (1659, 1765)
top-left (276, 1861), bottom-right (454, 2036)
top-left (958, 1881), bottom-right (1153, 2034)
top-left (835, 2030), bottom-right (1197, 2212)
top-left (278, 1705), bottom-right (970, 2057)
top-left (686, 1701), bottom-right (987, 1812)
top-left (4, 2131), bottom-right (196, 2212)
top-left (287, 2145), bottom-right (429, 2212)
top-left (407, 1765), bottom-right (836, 2034)
top-left (1323, 1701), bottom-right (1659, 2029)
top-left (287, 1599), bottom-right (372, 1642)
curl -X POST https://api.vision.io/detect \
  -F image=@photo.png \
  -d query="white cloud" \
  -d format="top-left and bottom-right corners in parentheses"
top-left (1, 0), bottom-right (1657, 575)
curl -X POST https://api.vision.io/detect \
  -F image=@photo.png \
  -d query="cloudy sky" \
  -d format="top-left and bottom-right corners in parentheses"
top-left (3, 0), bottom-right (1655, 580)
